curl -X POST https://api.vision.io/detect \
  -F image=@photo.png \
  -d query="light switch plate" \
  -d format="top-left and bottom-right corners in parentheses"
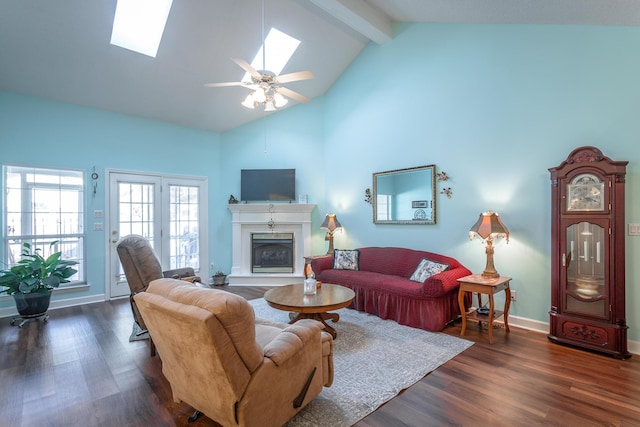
top-left (629, 223), bottom-right (640, 236)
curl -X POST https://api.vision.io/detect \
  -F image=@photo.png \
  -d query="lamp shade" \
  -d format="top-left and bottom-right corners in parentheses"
top-left (320, 214), bottom-right (342, 232)
top-left (469, 211), bottom-right (509, 241)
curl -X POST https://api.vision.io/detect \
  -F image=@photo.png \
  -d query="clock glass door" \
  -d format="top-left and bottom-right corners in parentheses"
top-left (564, 221), bottom-right (608, 319)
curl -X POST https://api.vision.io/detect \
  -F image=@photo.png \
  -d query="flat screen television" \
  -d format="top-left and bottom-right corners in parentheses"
top-left (241, 169), bottom-right (296, 202)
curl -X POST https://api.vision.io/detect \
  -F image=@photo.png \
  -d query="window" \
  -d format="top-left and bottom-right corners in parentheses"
top-left (3, 165), bottom-right (84, 286)
top-left (242, 28), bottom-right (301, 81)
top-left (110, 0), bottom-right (174, 58)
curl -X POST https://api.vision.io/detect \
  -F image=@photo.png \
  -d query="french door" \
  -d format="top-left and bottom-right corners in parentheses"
top-left (107, 171), bottom-right (208, 298)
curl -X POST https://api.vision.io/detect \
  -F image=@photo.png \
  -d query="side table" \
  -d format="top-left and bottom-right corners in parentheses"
top-left (457, 274), bottom-right (512, 344)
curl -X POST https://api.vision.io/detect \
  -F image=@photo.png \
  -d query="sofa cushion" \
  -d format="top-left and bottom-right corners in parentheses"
top-left (409, 258), bottom-right (449, 283)
top-left (333, 249), bottom-right (359, 270)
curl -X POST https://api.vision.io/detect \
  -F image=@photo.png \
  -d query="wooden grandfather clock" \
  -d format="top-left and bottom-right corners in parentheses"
top-left (548, 146), bottom-right (630, 358)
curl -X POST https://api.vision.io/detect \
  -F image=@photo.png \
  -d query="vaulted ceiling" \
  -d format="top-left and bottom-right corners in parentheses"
top-left (1, 0), bottom-right (639, 132)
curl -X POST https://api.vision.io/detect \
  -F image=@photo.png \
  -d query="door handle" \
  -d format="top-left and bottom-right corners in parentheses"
top-left (111, 230), bottom-right (119, 243)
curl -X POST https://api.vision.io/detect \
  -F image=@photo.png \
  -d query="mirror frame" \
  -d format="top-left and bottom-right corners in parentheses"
top-left (372, 165), bottom-right (437, 225)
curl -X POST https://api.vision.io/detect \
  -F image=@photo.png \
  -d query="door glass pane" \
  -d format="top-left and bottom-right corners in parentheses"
top-left (565, 221), bottom-right (606, 317)
top-left (168, 185), bottom-right (199, 270)
top-left (117, 182), bottom-right (155, 280)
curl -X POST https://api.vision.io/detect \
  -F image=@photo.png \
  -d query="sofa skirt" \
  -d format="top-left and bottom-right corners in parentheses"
top-left (349, 286), bottom-right (470, 332)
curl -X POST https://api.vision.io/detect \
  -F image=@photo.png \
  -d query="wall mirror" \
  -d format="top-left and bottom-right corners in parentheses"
top-left (373, 165), bottom-right (436, 224)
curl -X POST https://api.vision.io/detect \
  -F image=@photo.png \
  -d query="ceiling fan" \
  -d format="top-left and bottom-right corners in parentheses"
top-left (204, 0), bottom-right (313, 111)
top-left (205, 57), bottom-right (314, 110)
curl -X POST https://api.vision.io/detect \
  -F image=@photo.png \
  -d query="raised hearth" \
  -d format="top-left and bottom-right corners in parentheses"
top-left (228, 203), bottom-right (315, 285)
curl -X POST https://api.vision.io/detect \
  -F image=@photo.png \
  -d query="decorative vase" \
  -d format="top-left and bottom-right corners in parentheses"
top-left (13, 290), bottom-right (52, 318)
top-left (212, 275), bottom-right (227, 286)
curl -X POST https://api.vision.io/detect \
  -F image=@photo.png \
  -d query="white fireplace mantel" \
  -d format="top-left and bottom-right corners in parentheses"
top-left (228, 203), bottom-right (316, 285)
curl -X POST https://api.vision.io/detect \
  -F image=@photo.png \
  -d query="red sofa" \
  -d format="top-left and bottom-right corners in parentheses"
top-left (310, 247), bottom-right (472, 332)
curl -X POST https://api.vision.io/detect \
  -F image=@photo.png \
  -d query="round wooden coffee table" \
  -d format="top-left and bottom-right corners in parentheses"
top-left (264, 283), bottom-right (355, 339)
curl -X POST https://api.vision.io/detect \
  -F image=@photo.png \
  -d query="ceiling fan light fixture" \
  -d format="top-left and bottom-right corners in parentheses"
top-left (264, 100), bottom-right (276, 112)
top-left (253, 87), bottom-right (266, 103)
top-left (204, 0), bottom-right (313, 113)
top-left (241, 94), bottom-right (257, 109)
top-left (273, 92), bottom-right (288, 107)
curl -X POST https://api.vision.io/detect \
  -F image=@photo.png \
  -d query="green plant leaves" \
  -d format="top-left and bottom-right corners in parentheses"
top-left (0, 241), bottom-right (78, 295)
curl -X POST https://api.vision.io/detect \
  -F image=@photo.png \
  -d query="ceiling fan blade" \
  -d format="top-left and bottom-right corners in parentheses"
top-left (278, 86), bottom-right (309, 103)
top-left (204, 81), bottom-right (247, 88)
top-left (276, 70), bottom-right (315, 84)
top-left (232, 57), bottom-right (261, 79)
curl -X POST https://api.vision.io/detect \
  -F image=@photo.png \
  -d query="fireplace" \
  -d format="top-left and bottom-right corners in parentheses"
top-left (227, 203), bottom-right (315, 286)
top-left (252, 233), bottom-right (294, 273)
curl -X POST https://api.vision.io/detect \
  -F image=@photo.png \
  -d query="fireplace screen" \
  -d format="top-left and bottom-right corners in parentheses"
top-left (251, 233), bottom-right (294, 273)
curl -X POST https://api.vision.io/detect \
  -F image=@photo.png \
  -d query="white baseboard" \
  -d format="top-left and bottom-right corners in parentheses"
top-left (0, 293), bottom-right (106, 319)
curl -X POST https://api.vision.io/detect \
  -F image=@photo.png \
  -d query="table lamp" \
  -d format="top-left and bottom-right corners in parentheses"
top-left (320, 213), bottom-right (342, 255)
top-left (469, 211), bottom-right (509, 278)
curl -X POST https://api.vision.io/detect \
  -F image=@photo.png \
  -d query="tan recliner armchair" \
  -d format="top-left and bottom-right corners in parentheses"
top-left (134, 279), bottom-right (334, 427)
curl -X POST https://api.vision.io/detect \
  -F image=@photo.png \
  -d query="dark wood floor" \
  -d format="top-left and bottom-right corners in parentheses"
top-left (2, 286), bottom-right (639, 427)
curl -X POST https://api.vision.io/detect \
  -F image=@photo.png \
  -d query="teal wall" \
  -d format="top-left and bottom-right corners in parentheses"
top-left (223, 22), bottom-right (640, 340)
top-left (2, 22), bottom-right (640, 343)
top-left (319, 23), bottom-right (640, 337)
top-left (0, 92), bottom-right (221, 306)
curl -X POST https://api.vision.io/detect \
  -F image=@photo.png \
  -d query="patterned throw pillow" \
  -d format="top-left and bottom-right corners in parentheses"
top-left (333, 249), bottom-right (360, 270)
top-left (409, 258), bottom-right (449, 282)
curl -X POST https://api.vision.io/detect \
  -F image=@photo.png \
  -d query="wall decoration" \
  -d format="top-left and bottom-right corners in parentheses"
top-left (364, 188), bottom-right (372, 205)
top-left (412, 200), bottom-right (428, 208)
top-left (91, 166), bottom-right (99, 197)
top-left (437, 170), bottom-right (453, 199)
top-left (267, 204), bottom-right (275, 231)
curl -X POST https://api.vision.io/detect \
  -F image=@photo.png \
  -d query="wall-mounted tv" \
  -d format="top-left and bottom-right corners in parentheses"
top-left (241, 169), bottom-right (296, 202)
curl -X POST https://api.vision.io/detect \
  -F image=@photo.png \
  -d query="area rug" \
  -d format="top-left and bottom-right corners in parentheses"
top-left (249, 298), bottom-right (473, 427)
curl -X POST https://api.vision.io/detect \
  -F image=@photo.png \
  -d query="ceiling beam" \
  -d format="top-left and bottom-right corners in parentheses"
top-left (307, 0), bottom-right (392, 44)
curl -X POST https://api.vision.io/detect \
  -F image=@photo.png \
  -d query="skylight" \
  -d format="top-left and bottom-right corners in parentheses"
top-left (243, 28), bottom-right (301, 81)
top-left (110, 0), bottom-right (173, 58)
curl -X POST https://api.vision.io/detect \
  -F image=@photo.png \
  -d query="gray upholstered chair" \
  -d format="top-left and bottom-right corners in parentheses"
top-left (115, 235), bottom-right (163, 334)
top-left (116, 235), bottom-right (202, 356)
top-left (134, 279), bottom-right (334, 426)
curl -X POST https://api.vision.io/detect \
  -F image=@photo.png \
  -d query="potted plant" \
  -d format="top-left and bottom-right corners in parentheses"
top-left (212, 270), bottom-right (227, 286)
top-left (0, 241), bottom-right (78, 319)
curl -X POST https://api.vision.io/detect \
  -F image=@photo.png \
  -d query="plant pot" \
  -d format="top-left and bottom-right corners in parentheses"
top-left (13, 291), bottom-right (52, 318)
top-left (212, 275), bottom-right (227, 286)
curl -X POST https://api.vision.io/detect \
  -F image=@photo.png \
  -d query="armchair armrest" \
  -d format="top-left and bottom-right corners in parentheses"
top-left (263, 319), bottom-right (323, 366)
top-left (162, 267), bottom-right (201, 283)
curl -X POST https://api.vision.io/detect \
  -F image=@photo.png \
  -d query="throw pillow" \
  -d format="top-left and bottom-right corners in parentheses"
top-left (333, 249), bottom-right (360, 270)
top-left (409, 258), bottom-right (449, 282)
